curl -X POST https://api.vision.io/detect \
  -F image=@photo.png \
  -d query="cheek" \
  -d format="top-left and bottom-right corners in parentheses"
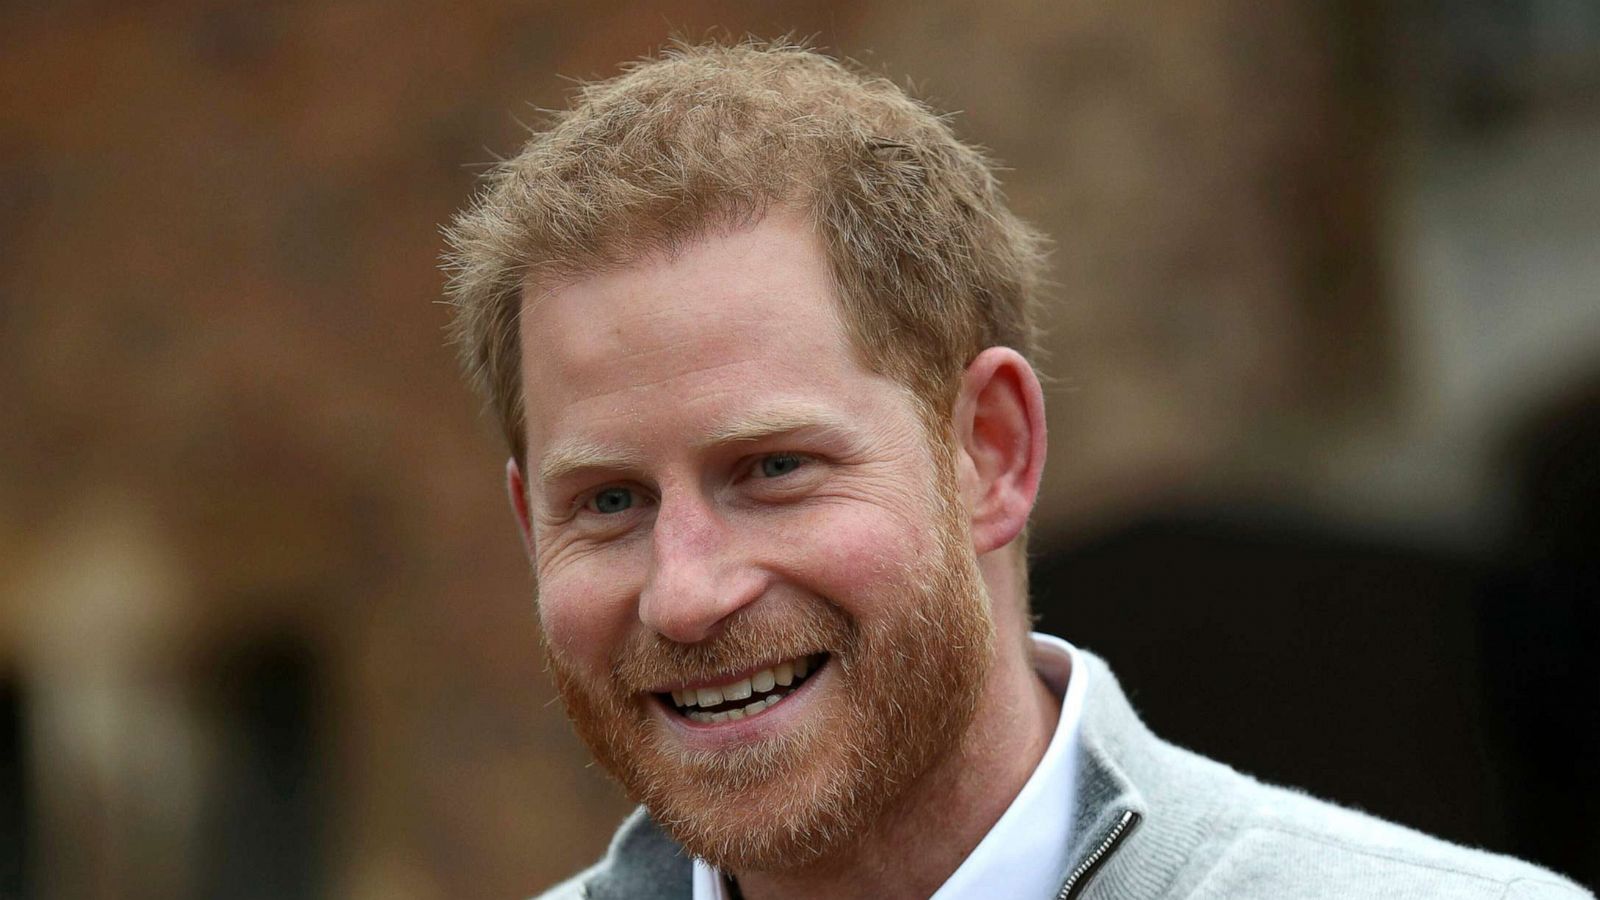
top-left (774, 502), bottom-right (936, 605)
top-left (537, 560), bottom-right (640, 674)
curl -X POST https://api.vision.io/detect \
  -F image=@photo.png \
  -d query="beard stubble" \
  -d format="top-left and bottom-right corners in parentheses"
top-left (546, 462), bottom-right (996, 874)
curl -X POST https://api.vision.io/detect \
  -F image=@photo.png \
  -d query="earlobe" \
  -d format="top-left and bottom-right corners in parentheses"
top-left (953, 348), bottom-right (1047, 555)
top-left (506, 457), bottom-right (536, 558)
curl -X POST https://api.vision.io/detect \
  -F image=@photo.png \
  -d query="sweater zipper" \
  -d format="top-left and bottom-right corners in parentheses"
top-left (1054, 809), bottom-right (1141, 900)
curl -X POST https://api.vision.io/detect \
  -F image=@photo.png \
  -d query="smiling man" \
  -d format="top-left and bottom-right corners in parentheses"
top-left (444, 41), bottom-right (1590, 900)
top-left (514, 210), bottom-right (1047, 899)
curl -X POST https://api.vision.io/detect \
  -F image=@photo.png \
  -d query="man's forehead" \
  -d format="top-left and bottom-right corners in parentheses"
top-left (517, 212), bottom-right (846, 353)
top-left (512, 212), bottom-right (918, 486)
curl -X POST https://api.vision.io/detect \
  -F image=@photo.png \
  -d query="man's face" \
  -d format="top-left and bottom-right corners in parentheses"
top-left (516, 212), bottom-right (995, 871)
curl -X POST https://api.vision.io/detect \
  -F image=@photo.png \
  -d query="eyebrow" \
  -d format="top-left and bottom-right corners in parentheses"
top-left (537, 404), bottom-right (856, 488)
top-left (696, 404), bottom-right (854, 448)
top-left (537, 440), bottom-right (647, 487)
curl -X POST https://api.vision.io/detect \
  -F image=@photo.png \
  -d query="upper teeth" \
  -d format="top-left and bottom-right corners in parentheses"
top-left (670, 654), bottom-right (816, 711)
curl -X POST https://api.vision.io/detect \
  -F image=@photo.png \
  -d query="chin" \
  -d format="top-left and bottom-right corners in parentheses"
top-left (555, 605), bottom-right (994, 873)
top-left (645, 734), bottom-right (883, 872)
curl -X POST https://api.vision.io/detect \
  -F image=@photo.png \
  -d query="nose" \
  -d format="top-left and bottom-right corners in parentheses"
top-left (638, 491), bottom-right (763, 644)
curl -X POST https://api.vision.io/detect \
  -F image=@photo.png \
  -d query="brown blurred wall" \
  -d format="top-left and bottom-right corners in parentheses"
top-left (0, 2), bottom-right (1395, 898)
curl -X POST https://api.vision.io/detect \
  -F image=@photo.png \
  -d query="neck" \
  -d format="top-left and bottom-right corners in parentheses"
top-left (734, 555), bottom-right (1058, 900)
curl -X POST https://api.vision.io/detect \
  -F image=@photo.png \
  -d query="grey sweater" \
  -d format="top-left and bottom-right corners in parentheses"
top-left (535, 651), bottom-right (1593, 899)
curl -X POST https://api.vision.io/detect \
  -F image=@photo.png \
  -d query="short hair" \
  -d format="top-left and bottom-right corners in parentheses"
top-left (444, 39), bottom-right (1047, 464)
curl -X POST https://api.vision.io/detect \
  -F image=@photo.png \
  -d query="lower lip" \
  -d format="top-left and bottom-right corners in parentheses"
top-left (651, 658), bottom-right (834, 749)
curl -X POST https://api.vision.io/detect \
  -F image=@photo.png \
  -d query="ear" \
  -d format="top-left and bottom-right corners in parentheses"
top-left (506, 457), bottom-right (536, 559)
top-left (951, 347), bottom-right (1047, 555)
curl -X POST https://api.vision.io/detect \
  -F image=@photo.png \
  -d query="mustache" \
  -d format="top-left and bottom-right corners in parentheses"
top-left (612, 602), bottom-right (855, 691)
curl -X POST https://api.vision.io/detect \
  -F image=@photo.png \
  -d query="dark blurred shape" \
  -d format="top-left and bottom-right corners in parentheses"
top-left (1478, 379), bottom-right (1600, 889)
top-left (1503, 380), bottom-right (1600, 557)
top-left (1032, 516), bottom-right (1502, 849)
top-left (196, 632), bottom-right (325, 900)
top-left (1032, 482), bottom-right (1598, 889)
top-left (1, 672), bottom-right (29, 898)
top-left (1426, 0), bottom-right (1600, 134)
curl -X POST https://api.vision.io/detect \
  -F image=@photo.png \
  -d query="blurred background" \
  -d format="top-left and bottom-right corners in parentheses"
top-left (1, 1), bottom-right (1596, 897)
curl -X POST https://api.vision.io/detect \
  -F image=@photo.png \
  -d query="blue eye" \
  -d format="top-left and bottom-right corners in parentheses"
top-left (759, 455), bottom-right (803, 478)
top-left (591, 487), bottom-right (634, 514)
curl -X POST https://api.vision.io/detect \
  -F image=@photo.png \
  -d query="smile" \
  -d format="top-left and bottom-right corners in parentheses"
top-left (659, 654), bottom-right (828, 724)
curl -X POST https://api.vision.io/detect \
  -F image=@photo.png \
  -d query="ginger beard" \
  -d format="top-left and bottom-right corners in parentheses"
top-left (544, 442), bottom-right (996, 873)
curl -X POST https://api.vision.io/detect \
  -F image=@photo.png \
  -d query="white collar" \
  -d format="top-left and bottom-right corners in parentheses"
top-left (693, 632), bottom-right (1087, 900)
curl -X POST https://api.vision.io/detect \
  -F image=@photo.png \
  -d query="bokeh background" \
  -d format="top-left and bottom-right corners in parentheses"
top-left (2, 2), bottom-right (1597, 898)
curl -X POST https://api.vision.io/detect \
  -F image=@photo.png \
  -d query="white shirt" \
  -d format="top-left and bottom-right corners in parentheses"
top-left (693, 633), bottom-right (1087, 900)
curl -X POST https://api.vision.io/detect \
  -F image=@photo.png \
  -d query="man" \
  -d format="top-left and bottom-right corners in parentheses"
top-left (443, 41), bottom-right (1590, 900)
